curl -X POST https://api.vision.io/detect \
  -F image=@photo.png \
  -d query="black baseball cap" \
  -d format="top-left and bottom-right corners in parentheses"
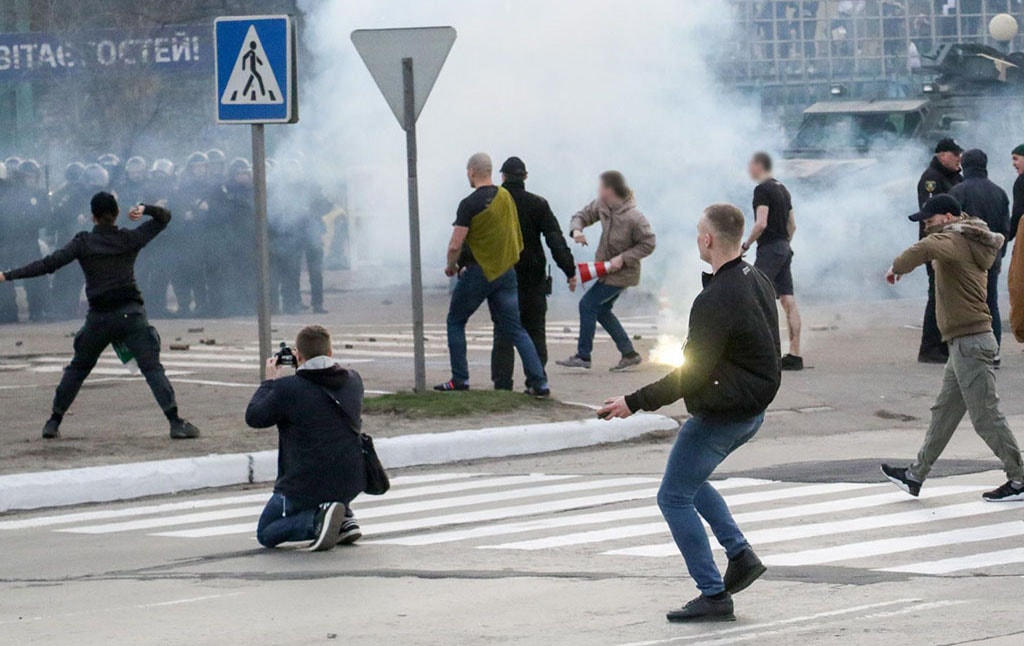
top-left (909, 194), bottom-right (962, 222)
top-left (935, 138), bottom-right (963, 154)
top-left (499, 156), bottom-right (527, 176)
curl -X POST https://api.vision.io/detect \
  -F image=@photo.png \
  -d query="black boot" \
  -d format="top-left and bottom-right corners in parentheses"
top-left (170, 419), bottom-right (201, 439)
top-left (42, 416), bottom-right (62, 440)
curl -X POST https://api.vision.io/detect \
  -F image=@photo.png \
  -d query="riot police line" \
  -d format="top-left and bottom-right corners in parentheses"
top-left (0, 150), bottom-right (342, 322)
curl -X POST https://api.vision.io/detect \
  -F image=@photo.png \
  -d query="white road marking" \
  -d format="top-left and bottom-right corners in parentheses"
top-left (30, 365), bottom-right (193, 376)
top-left (156, 486), bottom-right (664, 539)
top-left (677, 601), bottom-right (968, 646)
top-left (62, 476), bottom-right (625, 535)
top-left (0, 473), bottom-right (481, 531)
top-left (881, 546), bottom-right (1024, 574)
top-left (615, 599), bottom-right (922, 646)
top-left (606, 500), bottom-right (1022, 558)
top-left (374, 479), bottom-right (772, 546)
top-left (481, 483), bottom-right (876, 551)
top-left (765, 521), bottom-right (1024, 566)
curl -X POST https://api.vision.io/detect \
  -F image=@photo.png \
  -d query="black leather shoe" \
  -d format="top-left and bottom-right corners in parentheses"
top-left (42, 419), bottom-right (61, 440)
top-left (170, 419), bottom-right (201, 439)
top-left (666, 594), bottom-right (735, 623)
top-left (724, 548), bottom-right (767, 594)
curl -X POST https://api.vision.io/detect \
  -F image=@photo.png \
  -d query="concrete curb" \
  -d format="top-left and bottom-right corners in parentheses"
top-left (0, 413), bottom-right (677, 513)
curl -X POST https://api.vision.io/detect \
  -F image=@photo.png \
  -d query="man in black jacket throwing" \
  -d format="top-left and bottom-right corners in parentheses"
top-left (491, 157), bottom-right (576, 390)
top-left (599, 203), bottom-right (781, 623)
top-left (246, 325), bottom-right (366, 551)
top-left (0, 192), bottom-right (199, 440)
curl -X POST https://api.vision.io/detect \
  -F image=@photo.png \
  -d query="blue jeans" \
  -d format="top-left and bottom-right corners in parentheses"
top-left (447, 265), bottom-right (548, 390)
top-left (256, 493), bottom-right (320, 548)
top-left (577, 281), bottom-right (635, 360)
top-left (657, 413), bottom-right (764, 596)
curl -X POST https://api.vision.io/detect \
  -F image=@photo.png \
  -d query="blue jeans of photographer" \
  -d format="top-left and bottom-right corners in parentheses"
top-left (657, 413), bottom-right (764, 595)
top-left (576, 281), bottom-right (635, 360)
top-left (446, 265), bottom-right (548, 390)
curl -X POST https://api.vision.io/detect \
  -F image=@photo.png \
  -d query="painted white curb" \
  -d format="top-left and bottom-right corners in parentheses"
top-left (0, 413), bottom-right (677, 513)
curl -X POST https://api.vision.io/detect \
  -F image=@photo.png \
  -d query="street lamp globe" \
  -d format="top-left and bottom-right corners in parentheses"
top-left (989, 13), bottom-right (1019, 43)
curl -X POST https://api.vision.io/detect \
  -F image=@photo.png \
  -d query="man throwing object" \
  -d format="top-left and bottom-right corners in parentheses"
top-left (882, 195), bottom-right (1024, 501)
top-left (0, 192), bottom-right (199, 440)
top-left (599, 204), bottom-right (781, 622)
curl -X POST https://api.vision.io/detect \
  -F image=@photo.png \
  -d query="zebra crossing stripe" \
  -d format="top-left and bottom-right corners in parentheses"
top-left (880, 546), bottom-right (1024, 574)
top-left (57, 474), bottom-right (573, 535)
top-left (372, 478), bottom-right (771, 546)
top-left (155, 485), bottom-right (666, 539)
top-left (64, 476), bottom-right (643, 536)
top-left (480, 482), bottom-right (877, 551)
top-left (765, 520), bottom-right (1024, 566)
top-left (0, 473), bottom-right (485, 531)
top-left (605, 499), bottom-right (1020, 558)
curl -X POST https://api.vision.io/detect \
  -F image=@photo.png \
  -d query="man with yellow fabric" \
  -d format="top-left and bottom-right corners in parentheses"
top-left (436, 153), bottom-right (551, 397)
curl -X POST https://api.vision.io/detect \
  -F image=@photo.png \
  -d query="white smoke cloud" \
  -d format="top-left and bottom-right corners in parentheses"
top-left (278, 0), bottom-right (977, 338)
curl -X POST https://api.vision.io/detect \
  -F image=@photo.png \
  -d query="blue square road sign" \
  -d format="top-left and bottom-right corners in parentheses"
top-left (215, 15), bottom-right (298, 124)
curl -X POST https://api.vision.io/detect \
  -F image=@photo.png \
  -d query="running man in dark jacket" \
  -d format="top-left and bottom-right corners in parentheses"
top-left (491, 157), bottom-right (576, 390)
top-left (949, 149), bottom-right (1010, 355)
top-left (246, 325), bottom-right (366, 551)
top-left (598, 203), bottom-right (781, 623)
top-left (0, 192), bottom-right (200, 440)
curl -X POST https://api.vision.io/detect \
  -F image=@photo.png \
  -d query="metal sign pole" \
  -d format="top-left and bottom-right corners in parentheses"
top-left (251, 123), bottom-right (273, 380)
top-left (401, 59), bottom-right (425, 395)
top-left (403, 57), bottom-right (427, 393)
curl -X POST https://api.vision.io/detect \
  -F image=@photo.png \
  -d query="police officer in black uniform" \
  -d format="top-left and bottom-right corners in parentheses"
top-left (916, 138), bottom-right (964, 363)
top-left (0, 192), bottom-right (200, 440)
top-left (0, 163), bottom-right (16, 323)
top-left (141, 159), bottom-right (178, 317)
top-left (5, 160), bottom-right (52, 322)
top-left (170, 152), bottom-right (210, 316)
top-left (49, 163), bottom-right (97, 320)
top-left (207, 158), bottom-right (257, 316)
top-left (491, 157), bottom-right (577, 390)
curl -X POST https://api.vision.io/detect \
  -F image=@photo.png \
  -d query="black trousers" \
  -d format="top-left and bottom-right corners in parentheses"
top-left (491, 282), bottom-right (548, 390)
top-left (54, 305), bottom-right (177, 419)
top-left (920, 263), bottom-right (948, 358)
top-left (272, 253), bottom-right (302, 313)
top-left (304, 242), bottom-right (325, 309)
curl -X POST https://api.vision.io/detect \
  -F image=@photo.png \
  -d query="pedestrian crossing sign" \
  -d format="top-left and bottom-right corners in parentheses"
top-left (214, 15), bottom-right (297, 124)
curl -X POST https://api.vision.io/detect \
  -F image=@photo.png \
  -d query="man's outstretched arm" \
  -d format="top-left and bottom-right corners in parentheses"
top-left (1, 236), bottom-right (84, 283)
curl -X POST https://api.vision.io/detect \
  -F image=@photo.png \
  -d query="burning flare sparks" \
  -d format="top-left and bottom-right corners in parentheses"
top-left (649, 335), bottom-right (685, 368)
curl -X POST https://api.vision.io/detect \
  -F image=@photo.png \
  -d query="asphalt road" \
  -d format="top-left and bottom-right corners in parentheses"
top-left (3, 287), bottom-right (1024, 644)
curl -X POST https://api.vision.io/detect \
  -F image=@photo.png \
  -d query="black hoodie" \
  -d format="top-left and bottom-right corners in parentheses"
top-left (917, 156), bottom-right (963, 239)
top-left (949, 150), bottom-right (1010, 245)
top-left (246, 363), bottom-right (367, 504)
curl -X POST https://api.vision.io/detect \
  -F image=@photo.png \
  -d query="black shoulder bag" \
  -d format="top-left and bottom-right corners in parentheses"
top-left (316, 386), bottom-right (391, 496)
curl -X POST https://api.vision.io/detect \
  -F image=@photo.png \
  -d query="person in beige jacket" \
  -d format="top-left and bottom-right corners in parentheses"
top-left (881, 194), bottom-right (1024, 502)
top-left (557, 171), bottom-right (656, 372)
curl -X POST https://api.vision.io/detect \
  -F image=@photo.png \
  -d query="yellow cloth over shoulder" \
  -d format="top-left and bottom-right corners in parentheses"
top-left (466, 186), bottom-right (524, 281)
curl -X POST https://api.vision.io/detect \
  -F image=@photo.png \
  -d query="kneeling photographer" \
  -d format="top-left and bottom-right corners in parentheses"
top-left (246, 325), bottom-right (367, 551)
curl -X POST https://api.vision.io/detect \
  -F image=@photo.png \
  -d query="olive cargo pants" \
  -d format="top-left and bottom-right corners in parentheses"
top-left (911, 332), bottom-right (1024, 482)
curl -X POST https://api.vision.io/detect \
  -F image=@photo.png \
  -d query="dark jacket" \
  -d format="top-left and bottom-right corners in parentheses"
top-left (245, 363), bottom-right (366, 504)
top-left (625, 257), bottom-right (781, 421)
top-left (949, 155), bottom-right (1010, 252)
top-left (917, 156), bottom-right (963, 238)
top-left (502, 179), bottom-right (576, 287)
top-left (3, 205), bottom-right (170, 311)
top-left (1010, 174), bottom-right (1024, 242)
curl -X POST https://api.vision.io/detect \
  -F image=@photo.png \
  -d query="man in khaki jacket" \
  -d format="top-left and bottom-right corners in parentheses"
top-left (558, 171), bottom-right (656, 372)
top-left (881, 195), bottom-right (1024, 502)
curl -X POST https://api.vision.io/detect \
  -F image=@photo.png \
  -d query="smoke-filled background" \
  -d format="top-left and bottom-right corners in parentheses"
top-left (5, 0), bottom-right (1023, 341)
top-left (274, 0), bottom-right (987, 339)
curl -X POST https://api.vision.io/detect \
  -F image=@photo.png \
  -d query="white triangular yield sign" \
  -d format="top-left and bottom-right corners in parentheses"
top-left (221, 25), bottom-right (284, 105)
top-left (351, 27), bottom-right (457, 130)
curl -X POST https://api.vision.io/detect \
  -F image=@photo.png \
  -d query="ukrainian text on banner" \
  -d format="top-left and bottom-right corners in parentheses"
top-left (0, 24), bottom-right (211, 80)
